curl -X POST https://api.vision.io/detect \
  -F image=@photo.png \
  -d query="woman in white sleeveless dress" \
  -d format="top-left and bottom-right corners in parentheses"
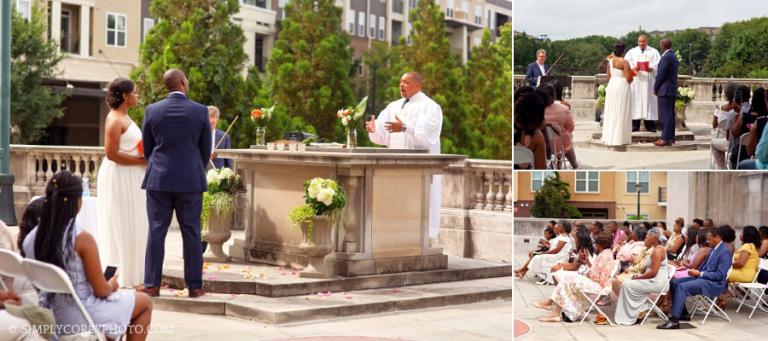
top-left (97, 78), bottom-right (148, 288)
top-left (602, 42), bottom-right (634, 146)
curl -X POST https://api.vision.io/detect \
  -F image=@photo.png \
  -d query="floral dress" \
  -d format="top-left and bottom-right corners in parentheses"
top-left (550, 249), bottom-right (616, 321)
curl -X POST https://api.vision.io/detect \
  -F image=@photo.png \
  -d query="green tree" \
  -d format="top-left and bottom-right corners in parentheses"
top-left (11, 5), bottom-right (68, 144)
top-left (395, 0), bottom-right (472, 155)
top-left (703, 18), bottom-right (768, 78)
top-left (668, 29), bottom-right (710, 75)
top-left (465, 26), bottom-right (511, 160)
top-left (131, 0), bottom-right (263, 148)
top-left (531, 173), bottom-right (582, 219)
top-left (267, 0), bottom-right (354, 140)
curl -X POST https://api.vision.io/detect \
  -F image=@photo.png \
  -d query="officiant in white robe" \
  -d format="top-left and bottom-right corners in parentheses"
top-left (367, 72), bottom-right (444, 239)
top-left (626, 35), bottom-right (661, 132)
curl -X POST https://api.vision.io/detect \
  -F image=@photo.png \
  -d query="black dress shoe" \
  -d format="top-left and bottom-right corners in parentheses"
top-left (657, 320), bottom-right (680, 330)
top-left (679, 313), bottom-right (691, 321)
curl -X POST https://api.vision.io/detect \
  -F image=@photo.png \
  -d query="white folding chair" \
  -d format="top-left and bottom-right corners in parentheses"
top-left (543, 126), bottom-right (567, 170)
top-left (712, 117), bottom-right (730, 169)
top-left (735, 132), bottom-right (751, 165)
top-left (735, 258), bottom-right (768, 318)
top-left (640, 265), bottom-right (677, 325)
top-left (0, 248), bottom-right (26, 291)
top-left (22, 259), bottom-right (106, 341)
top-left (514, 146), bottom-right (534, 168)
top-left (689, 292), bottom-right (732, 325)
top-left (578, 260), bottom-right (620, 326)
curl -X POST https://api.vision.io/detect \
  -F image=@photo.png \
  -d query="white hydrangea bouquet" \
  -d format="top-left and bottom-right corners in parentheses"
top-left (337, 96), bottom-right (368, 132)
top-left (202, 167), bottom-right (244, 235)
top-left (288, 177), bottom-right (346, 243)
top-left (675, 86), bottom-right (695, 110)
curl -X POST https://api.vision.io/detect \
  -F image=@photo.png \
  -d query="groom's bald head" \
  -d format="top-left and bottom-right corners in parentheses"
top-left (163, 69), bottom-right (188, 94)
top-left (660, 38), bottom-right (672, 51)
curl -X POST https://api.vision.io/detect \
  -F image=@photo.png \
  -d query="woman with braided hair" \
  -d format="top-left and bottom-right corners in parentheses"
top-left (22, 171), bottom-right (153, 340)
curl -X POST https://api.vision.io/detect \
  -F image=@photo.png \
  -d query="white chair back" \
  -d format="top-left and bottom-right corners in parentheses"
top-left (22, 259), bottom-right (105, 341)
top-left (514, 146), bottom-right (534, 166)
top-left (0, 248), bottom-right (27, 291)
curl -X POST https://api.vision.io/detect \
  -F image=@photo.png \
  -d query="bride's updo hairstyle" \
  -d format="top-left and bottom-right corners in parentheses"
top-left (613, 42), bottom-right (626, 57)
top-left (106, 77), bottom-right (135, 109)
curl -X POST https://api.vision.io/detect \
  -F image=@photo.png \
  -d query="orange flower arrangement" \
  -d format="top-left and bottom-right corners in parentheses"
top-left (250, 105), bottom-right (275, 128)
top-left (251, 108), bottom-right (264, 120)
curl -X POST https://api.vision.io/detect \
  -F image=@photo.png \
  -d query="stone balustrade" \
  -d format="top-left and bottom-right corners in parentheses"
top-left (515, 75), bottom-right (768, 124)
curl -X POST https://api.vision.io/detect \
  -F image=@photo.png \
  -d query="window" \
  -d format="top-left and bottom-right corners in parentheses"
top-left (378, 16), bottom-right (385, 40)
top-left (242, 0), bottom-right (267, 9)
top-left (16, 0), bottom-right (31, 20)
top-left (254, 35), bottom-right (265, 72)
top-left (408, 0), bottom-right (416, 8)
top-left (106, 13), bottom-right (127, 47)
top-left (626, 171), bottom-right (650, 193)
top-left (278, 0), bottom-right (287, 20)
top-left (575, 171), bottom-right (599, 193)
top-left (347, 10), bottom-right (356, 34)
top-left (369, 14), bottom-right (376, 38)
top-left (358, 12), bottom-right (365, 37)
top-left (143, 18), bottom-right (155, 41)
top-left (60, 10), bottom-right (71, 52)
top-left (393, 0), bottom-right (404, 14)
top-left (531, 171), bottom-right (555, 192)
top-left (461, 0), bottom-right (469, 13)
top-left (446, 0), bottom-right (454, 17)
top-left (474, 6), bottom-right (482, 25)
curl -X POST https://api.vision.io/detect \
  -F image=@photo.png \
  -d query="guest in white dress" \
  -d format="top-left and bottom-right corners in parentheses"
top-left (711, 85), bottom-right (737, 169)
top-left (602, 42), bottom-right (634, 146)
top-left (23, 171), bottom-right (153, 340)
top-left (523, 222), bottom-right (573, 282)
top-left (97, 78), bottom-right (149, 288)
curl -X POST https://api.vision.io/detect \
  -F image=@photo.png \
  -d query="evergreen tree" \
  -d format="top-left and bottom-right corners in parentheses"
top-left (11, 5), bottom-right (68, 144)
top-left (131, 0), bottom-right (264, 147)
top-left (267, 0), bottom-right (354, 140)
top-left (531, 173), bottom-right (582, 219)
top-left (466, 25), bottom-right (512, 160)
top-left (395, 0), bottom-right (472, 155)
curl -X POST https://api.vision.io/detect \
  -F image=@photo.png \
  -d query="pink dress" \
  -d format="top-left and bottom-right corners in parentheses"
top-left (544, 102), bottom-right (575, 153)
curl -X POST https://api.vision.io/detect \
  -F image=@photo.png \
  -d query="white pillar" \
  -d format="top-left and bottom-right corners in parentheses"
top-left (79, 5), bottom-right (90, 57)
top-left (461, 25), bottom-right (468, 64)
top-left (50, 0), bottom-right (62, 45)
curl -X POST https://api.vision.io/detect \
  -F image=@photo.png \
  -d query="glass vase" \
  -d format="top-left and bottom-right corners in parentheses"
top-left (256, 127), bottom-right (267, 146)
top-left (345, 129), bottom-right (357, 149)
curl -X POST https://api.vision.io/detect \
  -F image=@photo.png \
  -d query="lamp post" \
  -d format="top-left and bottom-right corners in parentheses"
top-left (689, 42), bottom-right (693, 75)
top-left (0, 0), bottom-right (17, 225)
top-left (634, 182), bottom-right (642, 220)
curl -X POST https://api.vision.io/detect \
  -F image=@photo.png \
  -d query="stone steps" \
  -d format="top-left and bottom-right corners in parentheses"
top-left (161, 256), bottom-right (512, 297)
top-left (152, 276), bottom-right (512, 325)
top-left (577, 139), bottom-right (707, 151)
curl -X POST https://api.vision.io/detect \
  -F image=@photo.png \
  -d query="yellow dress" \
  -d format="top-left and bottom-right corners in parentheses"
top-left (728, 243), bottom-right (758, 283)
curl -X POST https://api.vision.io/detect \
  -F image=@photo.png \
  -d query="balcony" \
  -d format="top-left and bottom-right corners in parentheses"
top-left (444, 10), bottom-right (483, 31)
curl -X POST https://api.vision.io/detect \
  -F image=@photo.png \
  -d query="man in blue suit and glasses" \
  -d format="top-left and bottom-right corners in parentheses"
top-left (658, 226), bottom-right (732, 329)
top-left (526, 49), bottom-right (549, 87)
top-left (140, 69), bottom-right (211, 298)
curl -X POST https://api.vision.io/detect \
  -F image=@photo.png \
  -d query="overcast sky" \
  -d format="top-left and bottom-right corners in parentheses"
top-left (515, 0), bottom-right (768, 40)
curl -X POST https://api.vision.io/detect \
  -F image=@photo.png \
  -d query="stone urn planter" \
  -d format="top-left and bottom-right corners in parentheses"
top-left (675, 105), bottom-right (689, 130)
top-left (204, 210), bottom-right (232, 262)
top-left (299, 216), bottom-right (334, 278)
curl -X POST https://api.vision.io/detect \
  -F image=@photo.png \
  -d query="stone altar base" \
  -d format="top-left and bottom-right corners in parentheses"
top-left (582, 129), bottom-right (708, 152)
top-left (156, 256), bottom-right (511, 324)
top-left (161, 255), bottom-right (509, 297)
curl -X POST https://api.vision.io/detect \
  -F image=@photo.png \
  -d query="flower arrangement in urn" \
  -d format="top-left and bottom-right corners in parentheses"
top-left (288, 177), bottom-right (346, 244)
top-left (675, 86), bottom-right (695, 110)
top-left (251, 105), bottom-right (275, 145)
top-left (337, 96), bottom-right (368, 148)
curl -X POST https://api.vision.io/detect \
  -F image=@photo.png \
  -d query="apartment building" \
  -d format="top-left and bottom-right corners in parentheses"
top-left (514, 171), bottom-right (668, 220)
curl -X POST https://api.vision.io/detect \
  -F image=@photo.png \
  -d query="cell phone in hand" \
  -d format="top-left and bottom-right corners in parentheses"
top-left (104, 266), bottom-right (117, 281)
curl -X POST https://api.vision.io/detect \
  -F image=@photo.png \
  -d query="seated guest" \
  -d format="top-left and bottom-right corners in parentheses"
top-left (552, 79), bottom-right (572, 110)
top-left (591, 221), bottom-right (604, 244)
top-left (611, 226), bottom-right (649, 295)
top-left (657, 226), bottom-right (733, 330)
top-left (728, 226), bottom-right (761, 284)
top-left (519, 222), bottom-right (573, 282)
top-left (515, 222), bottom-right (556, 277)
top-left (711, 84), bottom-right (737, 169)
top-left (731, 87), bottom-right (768, 159)
top-left (675, 227), bottom-right (700, 262)
top-left (514, 86), bottom-right (547, 169)
top-left (738, 121), bottom-right (768, 169)
top-left (655, 221), bottom-right (670, 242)
top-left (533, 232), bottom-right (616, 322)
top-left (17, 197), bottom-right (44, 257)
top-left (703, 218), bottom-right (715, 231)
top-left (617, 225), bottom-right (648, 270)
top-left (609, 221), bottom-right (627, 251)
top-left (672, 229), bottom-right (710, 280)
top-left (21, 171), bottom-right (154, 340)
top-left (729, 85), bottom-right (755, 168)
top-left (665, 218), bottom-right (685, 260)
top-left (758, 226), bottom-right (768, 285)
top-left (539, 82), bottom-right (579, 169)
top-left (549, 225), bottom-right (596, 278)
top-left (615, 228), bottom-right (670, 325)
top-left (0, 290), bottom-right (48, 341)
top-left (720, 225), bottom-right (737, 254)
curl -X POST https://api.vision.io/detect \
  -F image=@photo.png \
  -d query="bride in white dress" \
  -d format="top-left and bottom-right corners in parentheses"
top-left (602, 42), bottom-right (634, 146)
top-left (97, 78), bottom-right (149, 288)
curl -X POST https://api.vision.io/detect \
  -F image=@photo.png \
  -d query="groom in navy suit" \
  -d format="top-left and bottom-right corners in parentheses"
top-left (525, 49), bottom-right (549, 87)
top-left (654, 38), bottom-right (679, 147)
top-left (658, 226), bottom-right (733, 329)
top-left (141, 69), bottom-right (211, 298)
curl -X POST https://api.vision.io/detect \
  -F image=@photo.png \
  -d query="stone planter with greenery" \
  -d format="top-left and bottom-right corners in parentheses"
top-left (202, 167), bottom-right (244, 262)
